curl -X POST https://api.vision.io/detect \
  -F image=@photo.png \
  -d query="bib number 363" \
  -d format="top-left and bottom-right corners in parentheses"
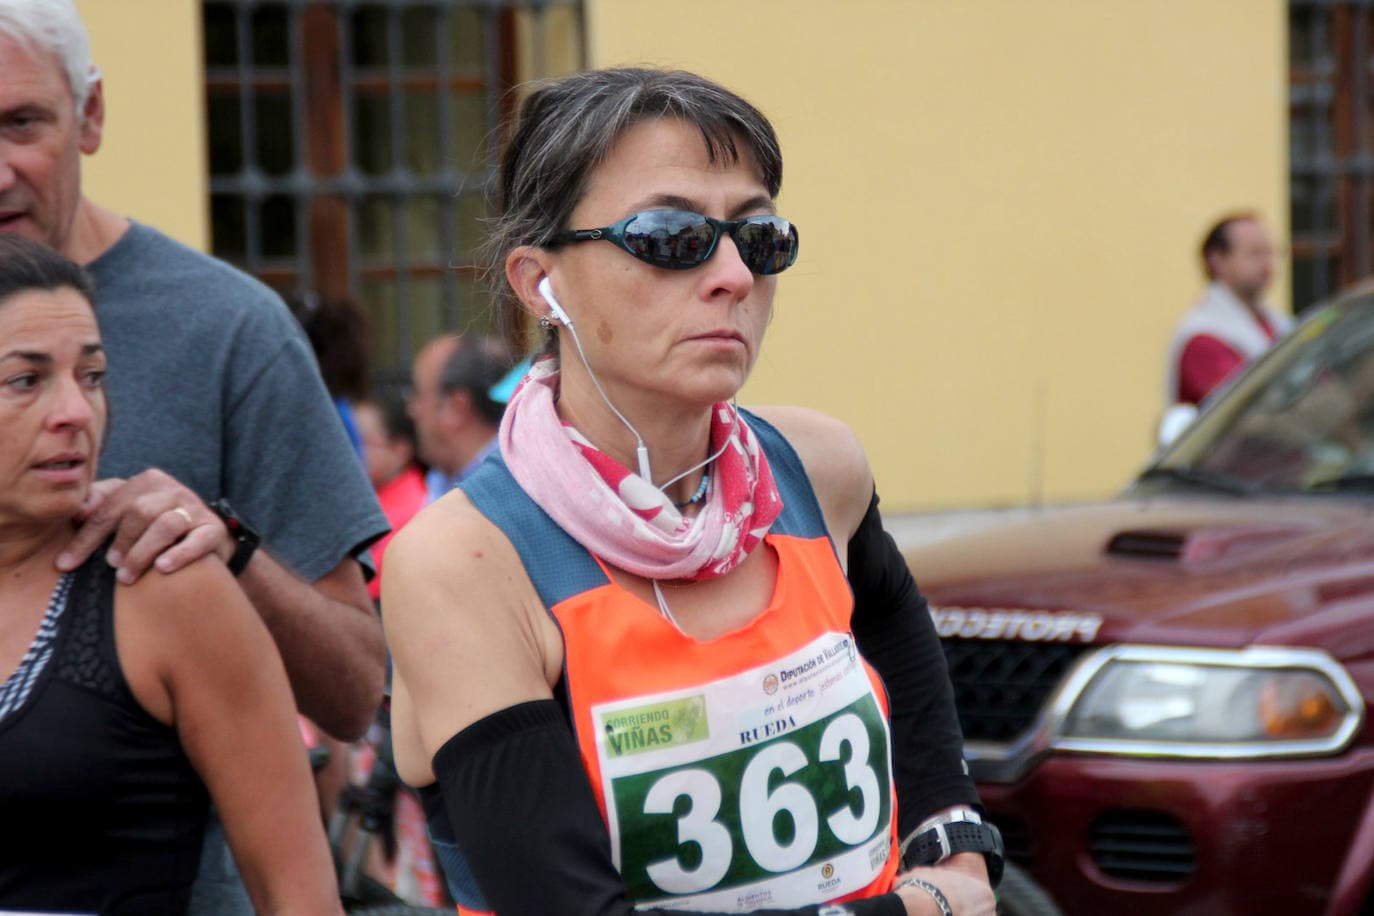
top-left (612, 699), bottom-right (891, 900)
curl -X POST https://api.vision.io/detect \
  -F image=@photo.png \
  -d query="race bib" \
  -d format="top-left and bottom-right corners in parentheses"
top-left (593, 632), bottom-right (893, 911)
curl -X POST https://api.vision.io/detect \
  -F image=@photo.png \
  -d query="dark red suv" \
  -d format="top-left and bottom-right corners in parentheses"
top-left (906, 287), bottom-right (1374, 915)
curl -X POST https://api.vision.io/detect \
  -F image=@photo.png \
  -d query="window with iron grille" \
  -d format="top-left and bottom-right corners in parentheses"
top-left (203, 0), bottom-right (582, 386)
top-left (1290, 1), bottom-right (1371, 313)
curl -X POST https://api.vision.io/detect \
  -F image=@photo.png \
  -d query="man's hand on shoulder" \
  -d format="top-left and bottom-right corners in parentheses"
top-left (57, 469), bottom-right (233, 582)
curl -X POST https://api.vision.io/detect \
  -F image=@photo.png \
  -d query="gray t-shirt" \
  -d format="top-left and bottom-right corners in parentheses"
top-left (88, 222), bottom-right (387, 580)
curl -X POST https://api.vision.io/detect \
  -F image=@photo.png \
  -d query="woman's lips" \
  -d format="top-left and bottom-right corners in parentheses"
top-left (690, 329), bottom-right (746, 346)
top-left (31, 455), bottom-right (88, 483)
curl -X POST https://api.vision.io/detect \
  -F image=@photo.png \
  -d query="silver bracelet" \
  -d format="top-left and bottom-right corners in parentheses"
top-left (893, 875), bottom-right (954, 916)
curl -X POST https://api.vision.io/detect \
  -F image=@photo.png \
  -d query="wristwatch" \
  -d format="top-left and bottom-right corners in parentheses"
top-left (208, 498), bottom-right (260, 577)
top-left (900, 808), bottom-right (1005, 888)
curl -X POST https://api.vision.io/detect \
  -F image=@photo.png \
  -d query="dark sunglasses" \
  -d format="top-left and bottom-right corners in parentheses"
top-left (551, 209), bottom-right (800, 275)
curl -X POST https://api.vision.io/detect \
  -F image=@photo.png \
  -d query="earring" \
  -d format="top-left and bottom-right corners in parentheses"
top-left (539, 316), bottom-right (553, 330)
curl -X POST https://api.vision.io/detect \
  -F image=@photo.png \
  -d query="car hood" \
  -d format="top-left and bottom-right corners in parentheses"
top-left (904, 495), bottom-right (1374, 656)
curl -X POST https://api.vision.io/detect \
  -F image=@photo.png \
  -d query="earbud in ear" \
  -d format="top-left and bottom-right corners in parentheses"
top-left (538, 276), bottom-right (573, 326)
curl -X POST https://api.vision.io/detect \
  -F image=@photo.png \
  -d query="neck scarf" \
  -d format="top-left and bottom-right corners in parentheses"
top-left (498, 357), bottom-right (782, 580)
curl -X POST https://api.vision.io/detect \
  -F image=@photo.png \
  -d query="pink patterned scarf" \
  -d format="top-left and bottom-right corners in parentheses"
top-left (498, 357), bottom-right (783, 580)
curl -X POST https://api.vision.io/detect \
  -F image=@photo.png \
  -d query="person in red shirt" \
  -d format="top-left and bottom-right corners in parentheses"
top-left (1166, 213), bottom-right (1292, 405)
top-left (355, 395), bottom-right (427, 602)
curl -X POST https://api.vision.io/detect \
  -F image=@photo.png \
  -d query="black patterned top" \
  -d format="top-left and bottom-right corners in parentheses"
top-left (0, 553), bottom-right (209, 914)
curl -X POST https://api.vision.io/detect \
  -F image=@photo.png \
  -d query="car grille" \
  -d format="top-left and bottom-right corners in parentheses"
top-left (1088, 811), bottom-right (1196, 883)
top-left (941, 639), bottom-right (1090, 742)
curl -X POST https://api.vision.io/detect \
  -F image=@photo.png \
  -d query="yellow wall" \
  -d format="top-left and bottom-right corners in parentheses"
top-left (587, 0), bottom-right (1288, 510)
top-left (513, 3), bottom-right (584, 83)
top-left (76, 0), bottom-right (206, 251)
top-left (71, 1), bottom-right (1287, 511)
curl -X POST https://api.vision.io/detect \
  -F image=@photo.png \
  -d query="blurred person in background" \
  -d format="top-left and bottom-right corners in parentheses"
top-left (348, 399), bottom-right (447, 907)
top-left (407, 333), bottom-right (516, 503)
top-left (354, 392), bottom-right (427, 603)
top-left (1167, 212), bottom-right (1293, 406)
top-left (289, 291), bottom-right (372, 460)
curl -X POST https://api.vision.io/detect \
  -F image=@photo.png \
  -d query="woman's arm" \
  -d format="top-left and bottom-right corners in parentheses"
top-left (846, 489), bottom-right (981, 833)
top-left (382, 494), bottom-right (562, 786)
top-left (117, 557), bottom-right (341, 915)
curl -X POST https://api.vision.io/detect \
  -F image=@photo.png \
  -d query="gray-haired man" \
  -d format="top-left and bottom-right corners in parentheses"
top-left (0, 1), bottom-right (388, 910)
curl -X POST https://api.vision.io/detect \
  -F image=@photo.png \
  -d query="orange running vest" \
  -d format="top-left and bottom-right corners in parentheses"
top-left (458, 411), bottom-right (900, 912)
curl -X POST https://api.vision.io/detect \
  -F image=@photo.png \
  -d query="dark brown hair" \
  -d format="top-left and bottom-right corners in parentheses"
top-left (1199, 212), bottom-right (1261, 279)
top-left (482, 67), bottom-right (784, 323)
top-left (286, 292), bottom-right (371, 401)
top-left (0, 233), bottom-right (95, 306)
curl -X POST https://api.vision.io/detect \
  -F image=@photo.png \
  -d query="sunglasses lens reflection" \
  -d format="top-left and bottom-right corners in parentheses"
top-left (621, 211), bottom-right (798, 274)
top-left (735, 217), bottom-right (797, 275)
top-left (623, 212), bottom-right (716, 268)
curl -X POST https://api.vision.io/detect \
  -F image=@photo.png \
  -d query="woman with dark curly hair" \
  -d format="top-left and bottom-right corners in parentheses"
top-left (0, 234), bottom-right (340, 914)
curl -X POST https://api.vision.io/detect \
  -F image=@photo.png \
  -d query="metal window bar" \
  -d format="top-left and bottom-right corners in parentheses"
top-left (234, 3), bottom-right (261, 276)
top-left (436, 3), bottom-right (458, 333)
top-left (205, 0), bottom-right (582, 386)
top-left (385, 6), bottom-right (412, 369)
top-left (1291, 1), bottom-right (1334, 309)
top-left (1349, 8), bottom-right (1368, 280)
top-left (1287, 1), bottom-right (1374, 309)
top-left (336, 7), bottom-right (359, 301)
top-left (289, 6), bottom-right (311, 293)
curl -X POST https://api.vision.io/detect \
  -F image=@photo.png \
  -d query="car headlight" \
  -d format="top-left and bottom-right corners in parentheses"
top-left (1051, 645), bottom-right (1363, 759)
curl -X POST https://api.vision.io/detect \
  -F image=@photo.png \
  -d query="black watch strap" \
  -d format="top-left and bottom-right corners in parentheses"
top-left (209, 498), bottom-right (260, 577)
top-left (903, 818), bottom-right (1005, 888)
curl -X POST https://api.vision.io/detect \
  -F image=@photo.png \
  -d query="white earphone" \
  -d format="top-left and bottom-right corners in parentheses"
top-left (538, 276), bottom-right (573, 326)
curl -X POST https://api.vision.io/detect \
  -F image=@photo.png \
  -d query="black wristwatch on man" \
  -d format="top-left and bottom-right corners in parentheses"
top-left (208, 498), bottom-right (260, 577)
top-left (900, 807), bottom-right (1005, 888)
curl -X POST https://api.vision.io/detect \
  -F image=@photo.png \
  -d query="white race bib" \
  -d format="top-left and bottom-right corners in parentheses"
top-left (593, 632), bottom-right (894, 911)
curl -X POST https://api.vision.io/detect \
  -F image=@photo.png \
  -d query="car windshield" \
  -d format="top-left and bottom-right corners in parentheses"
top-left (1147, 293), bottom-right (1374, 495)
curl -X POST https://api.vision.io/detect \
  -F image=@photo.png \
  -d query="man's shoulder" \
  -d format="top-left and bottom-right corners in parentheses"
top-left (93, 223), bottom-right (289, 319)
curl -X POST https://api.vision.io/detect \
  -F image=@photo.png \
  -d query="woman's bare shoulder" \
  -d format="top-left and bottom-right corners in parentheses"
top-left (751, 405), bottom-right (873, 540)
top-left (382, 486), bottom-right (553, 673)
top-left (753, 405), bottom-right (866, 468)
top-left (382, 488), bottom-right (526, 615)
top-left (117, 554), bottom-right (240, 625)
top-left (114, 555), bottom-right (267, 724)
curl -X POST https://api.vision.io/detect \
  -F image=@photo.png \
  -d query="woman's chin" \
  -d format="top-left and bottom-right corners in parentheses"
top-left (669, 367), bottom-right (752, 408)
